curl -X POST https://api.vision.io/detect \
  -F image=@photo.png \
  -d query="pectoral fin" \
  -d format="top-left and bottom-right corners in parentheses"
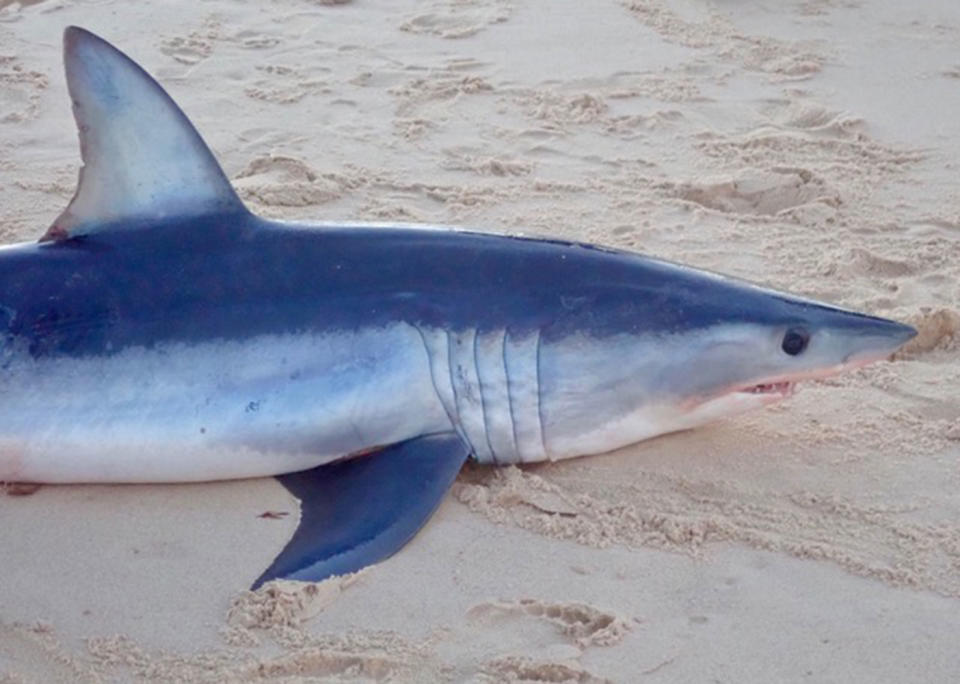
top-left (252, 433), bottom-right (469, 589)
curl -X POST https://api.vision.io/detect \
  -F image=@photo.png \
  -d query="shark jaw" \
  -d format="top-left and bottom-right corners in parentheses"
top-left (570, 360), bottom-right (864, 459)
top-left (690, 346), bottom-right (906, 421)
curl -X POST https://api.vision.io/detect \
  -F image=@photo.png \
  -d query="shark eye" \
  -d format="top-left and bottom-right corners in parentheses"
top-left (781, 327), bottom-right (810, 356)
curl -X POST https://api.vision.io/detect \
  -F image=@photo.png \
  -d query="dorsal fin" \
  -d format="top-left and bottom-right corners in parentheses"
top-left (43, 27), bottom-right (247, 242)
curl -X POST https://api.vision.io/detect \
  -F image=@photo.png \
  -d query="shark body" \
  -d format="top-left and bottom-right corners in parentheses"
top-left (0, 28), bottom-right (916, 587)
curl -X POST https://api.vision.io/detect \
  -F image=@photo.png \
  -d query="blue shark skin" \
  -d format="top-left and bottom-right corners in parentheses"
top-left (0, 28), bottom-right (916, 586)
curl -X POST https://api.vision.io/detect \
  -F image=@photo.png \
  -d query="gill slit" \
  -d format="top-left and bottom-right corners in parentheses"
top-left (503, 329), bottom-right (521, 463)
top-left (414, 325), bottom-right (458, 434)
top-left (473, 328), bottom-right (499, 466)
top-left (534, 329), bottom-right (547, 460)
top-left (444, 331), bottom-right (472, 458)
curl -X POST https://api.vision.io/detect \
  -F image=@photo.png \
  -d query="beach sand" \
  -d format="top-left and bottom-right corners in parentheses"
top-left (1, 0), bottom-right (959, 681)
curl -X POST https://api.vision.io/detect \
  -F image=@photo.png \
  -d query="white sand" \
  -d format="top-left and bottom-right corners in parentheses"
top-left (1, 0), bottom-right (959, 681)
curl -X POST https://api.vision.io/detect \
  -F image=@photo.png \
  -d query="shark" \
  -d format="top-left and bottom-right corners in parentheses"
top-left (0, 28), bottom-right (916, 588)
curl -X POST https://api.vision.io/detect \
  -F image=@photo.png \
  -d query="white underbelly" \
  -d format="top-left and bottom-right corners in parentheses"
top-left (0, 324), bottom-right (450, 483)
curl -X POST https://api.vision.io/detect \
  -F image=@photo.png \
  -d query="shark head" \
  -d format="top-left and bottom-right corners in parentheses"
top-left (537, 258), bottom-right (916, 459)
top-left (660, 306), bottom-right (914, 421)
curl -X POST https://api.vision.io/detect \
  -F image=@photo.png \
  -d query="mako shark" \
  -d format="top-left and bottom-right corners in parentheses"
top-left (0, 28), bottom-right (915, 588)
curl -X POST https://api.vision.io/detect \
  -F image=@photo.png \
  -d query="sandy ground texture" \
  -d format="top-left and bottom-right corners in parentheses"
top-left (1, 0), bottom-right (959, 681)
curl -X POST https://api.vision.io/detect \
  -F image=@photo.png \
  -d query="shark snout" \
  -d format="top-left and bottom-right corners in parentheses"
top-left (885, 320), bottom-right (918, 346)
top-left (840, 317), bottom-right (917, 364)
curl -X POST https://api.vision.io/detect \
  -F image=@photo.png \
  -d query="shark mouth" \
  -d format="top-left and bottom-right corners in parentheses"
top-left (686, 378), bottom-right (798, 411)
top-left (729, 353), bottom-right (892, 401)
top-left (739, 380), bottom-right (795, 397)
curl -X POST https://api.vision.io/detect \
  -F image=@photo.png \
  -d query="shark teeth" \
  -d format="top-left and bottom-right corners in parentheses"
top-left (743, 381), bottom-right (794, 395)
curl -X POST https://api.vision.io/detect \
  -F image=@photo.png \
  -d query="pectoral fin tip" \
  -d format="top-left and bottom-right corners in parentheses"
top-left (252, 433), bottom-right (469, 589)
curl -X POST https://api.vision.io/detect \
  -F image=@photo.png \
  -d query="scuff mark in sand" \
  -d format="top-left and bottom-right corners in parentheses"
top-left (621, 0), bottom-right (824, 81)
top-left (227, 573), bottom-right (366, 637)
top-left (456, 460), bottom-right (960, 599)
top-left (83, 572), bottom-right (444, 681)
top-left (0, 621), bottom-right (98, 683)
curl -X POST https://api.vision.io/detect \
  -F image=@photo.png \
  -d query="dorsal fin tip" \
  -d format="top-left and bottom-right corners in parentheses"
top-left (46, 26), bottom-right (248, 242)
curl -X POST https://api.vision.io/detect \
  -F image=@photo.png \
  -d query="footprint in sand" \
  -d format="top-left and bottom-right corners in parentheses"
top-left (467, 598), bottom-right (631, 648)
top-left (467, 598), bottom-right (631, 682)
top-left (244, 64), bottom-right (331, 105)
top-left (159, 21), bottom-right (220, 66)
top-left (400, 0), bottom-right (511, 40)
top-left (671, 167), bottom-right (838, 217)
top-left (233, 155), bottom-right (356, 209)
top-left (0, 54), bottom-right (47, 124)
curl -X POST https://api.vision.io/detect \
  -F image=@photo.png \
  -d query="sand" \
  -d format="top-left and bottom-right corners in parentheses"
top-left (1, 0), bottom-right (959, 681)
